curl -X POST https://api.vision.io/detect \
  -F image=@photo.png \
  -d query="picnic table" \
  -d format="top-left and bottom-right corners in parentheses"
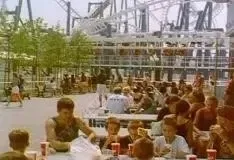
top-left (80, 127), bottom-right (151, 137)
top-left (47, 153), bottom-right (231, 160)
top-left (83, 113), bottom-right (157, 128)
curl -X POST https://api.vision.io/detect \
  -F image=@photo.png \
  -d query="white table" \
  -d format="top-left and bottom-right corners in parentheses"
top-left (47, 153), bottom-right (231, 160)
top-left (83, 114), bottom-right (157, 128)
top-left (83, 113), bottom-right (157, 121)
top-left (80, 127), bottom-right (151, 137)
top-left (47, 153), bottom-right (127, 160)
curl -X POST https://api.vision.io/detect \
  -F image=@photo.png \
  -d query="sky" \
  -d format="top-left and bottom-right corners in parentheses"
top-left (5, 0), bottom-right (229, 32)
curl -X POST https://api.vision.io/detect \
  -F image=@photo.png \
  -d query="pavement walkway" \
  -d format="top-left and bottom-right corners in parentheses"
top-left (0, 93), bottom-right (100, 153)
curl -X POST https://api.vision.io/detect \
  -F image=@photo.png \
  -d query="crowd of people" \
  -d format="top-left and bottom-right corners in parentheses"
top-left (1, 69), bottom-right (234, 160)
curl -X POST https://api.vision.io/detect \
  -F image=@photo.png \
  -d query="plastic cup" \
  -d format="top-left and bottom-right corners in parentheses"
top-left (128, 144), bottom-right (134, 157)
top-left (111, 143), bottom-right (120, 156)
top-left (25, 151), bottom-right (37, 160)
top-left (186, 154), bottom-right (197, 160)
top-left (40, 142), bottom-right (49, 157)
top-left (207, 149), bottom-right (217, 160)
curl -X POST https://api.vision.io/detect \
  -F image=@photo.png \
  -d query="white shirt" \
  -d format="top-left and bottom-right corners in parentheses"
top-left (154, 135), bottom-right (190, 158)
top-left (123, 94), bottom-right (134, 108)
top-left (106, 94), bottom-right (129, 114)
top-left (154, 89), bottom-right (166, 107)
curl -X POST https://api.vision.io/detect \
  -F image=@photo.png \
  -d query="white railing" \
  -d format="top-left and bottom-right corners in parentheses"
top-left (89, 55), bottom-right (232, 68)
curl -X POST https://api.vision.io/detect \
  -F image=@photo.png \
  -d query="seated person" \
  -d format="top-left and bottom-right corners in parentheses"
top-left (208, 106), bottom-right (234, 158)
top-left (45, 97), bottom-right (96, 152)
top-left (154, 116), bottom-right (190, 158)
top-left (157, 96), bottom-right (180, 121)
top-left (120, 120), bottom-right (145, 154)
top-left (0, 151), bottom-right (28, 160)
top-left (132, 138), bottom-right (154, 160)
top-left (135, 95), bottom-right (155, 114)
top-left (0, 129), bottom-right (30, 160)
top-left (194, 96), bottom-right (218, 131)
top-left (106, 87), bottom-right (129, 114)
top-left (99, 117), bottom-right (120, 150)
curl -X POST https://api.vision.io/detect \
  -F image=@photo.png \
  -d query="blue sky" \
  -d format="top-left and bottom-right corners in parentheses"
top-left (6, 0), bottom-right (228, 31)
top-left (6, 0), bottom-right (95, 27)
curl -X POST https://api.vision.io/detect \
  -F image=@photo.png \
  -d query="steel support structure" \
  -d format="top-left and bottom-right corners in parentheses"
top-left (66, 1), bottom-right (71, 36)
top-left (195, 1), bottom-right (213, 30)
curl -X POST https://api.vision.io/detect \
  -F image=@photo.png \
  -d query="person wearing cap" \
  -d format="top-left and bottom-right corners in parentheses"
top-left (208, 106), bottom-right (234, 158)
top-left (45, 97), bottom-right (96, 152)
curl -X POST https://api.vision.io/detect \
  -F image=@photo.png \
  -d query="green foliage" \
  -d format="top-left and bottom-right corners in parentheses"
top-left (68, 30), bottom-right (94, 67)
top-left (1, 14), bottom-right (94, 72)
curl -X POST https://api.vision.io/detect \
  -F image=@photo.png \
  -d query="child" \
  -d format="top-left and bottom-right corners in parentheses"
top-left (99, 117), bottom-right (120, 150)
top-left (133, 138), bottom-right (154, 160)
top-left (120, 120), bottom-right (145, 154)
top-left (154, 116), bottom-right (190, 158)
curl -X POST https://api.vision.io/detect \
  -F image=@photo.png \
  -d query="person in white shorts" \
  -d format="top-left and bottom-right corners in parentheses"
top-left (96, 69), bottom-right (108, 107)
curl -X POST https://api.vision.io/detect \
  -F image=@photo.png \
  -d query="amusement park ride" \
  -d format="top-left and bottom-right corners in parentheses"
top-left (1, 0), bottom-right (234, 81)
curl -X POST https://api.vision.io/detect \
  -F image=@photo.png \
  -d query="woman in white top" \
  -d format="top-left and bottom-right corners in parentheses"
top-left (154, 116), bottom-right (190, 159)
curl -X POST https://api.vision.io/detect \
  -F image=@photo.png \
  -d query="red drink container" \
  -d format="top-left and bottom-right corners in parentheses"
top-left (40, 142), bottom-right (49, 157)
top-left (111, 143), bottom-right (120, 156)
top-left (207, 149), bottom-right (217, 160)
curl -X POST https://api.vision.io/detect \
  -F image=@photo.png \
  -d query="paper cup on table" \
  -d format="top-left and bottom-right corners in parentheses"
top-left (207, 149), bottom-right (217, 160)
top-left (111, 143), bottom-right (120, 156)
top-left (40, 142), bottom-right (49, 157)
top-left (25, 151), bottom-right (37, 160)
top-left (186, 154), bottom-right (197, 160)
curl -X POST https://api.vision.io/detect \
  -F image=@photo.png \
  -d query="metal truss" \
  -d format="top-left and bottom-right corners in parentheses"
top-left (53, 0), bottom-right (81, 18)
top-left (79, 0), bottom-right (226, 35)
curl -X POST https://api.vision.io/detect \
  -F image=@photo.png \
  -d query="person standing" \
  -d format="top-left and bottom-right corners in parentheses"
top-left (96, 69), bottom-right (108, 108)
top-left (193, 72), bottom-right (204, 91)
top-left (18, 75), bottom-right (25, 97)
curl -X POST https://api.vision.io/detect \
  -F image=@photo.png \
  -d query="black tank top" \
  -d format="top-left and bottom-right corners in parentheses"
top-left (53, 117), bottom-right (79, 142)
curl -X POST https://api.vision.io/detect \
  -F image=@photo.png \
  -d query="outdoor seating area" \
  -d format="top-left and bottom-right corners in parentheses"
top-left (1, 0), bottom-right (234, 160)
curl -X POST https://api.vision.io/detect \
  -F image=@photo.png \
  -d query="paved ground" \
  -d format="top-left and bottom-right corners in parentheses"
top-left (0, 93), bottom-right (101, 153)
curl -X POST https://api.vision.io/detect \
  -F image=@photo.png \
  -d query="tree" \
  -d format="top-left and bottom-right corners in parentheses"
top-left (68, 30), bottom-right (94, 73)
